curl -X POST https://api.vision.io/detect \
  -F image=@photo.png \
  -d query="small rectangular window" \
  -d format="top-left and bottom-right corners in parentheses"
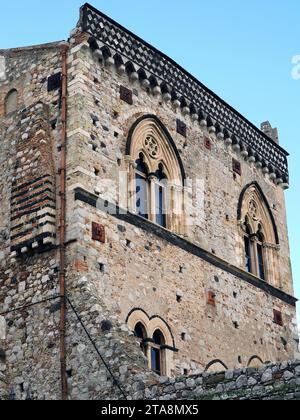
top-left (233, 159), bottom-right (242, 176)
top-left (273, 310), bottom-right (283, 326)
top-left (176, 119), bottom-right (187, 137)
top-left (47, 73), bottom-right (62, 92)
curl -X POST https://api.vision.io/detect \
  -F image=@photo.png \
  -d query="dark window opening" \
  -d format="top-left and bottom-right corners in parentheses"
top-left (274, 310), bottom-right (283, 326)
top-left (257, 232), bottom-right (266, 281)
top-left (153, 330), bottom-right (164, 345)
top-left (155, 184), bottom-right (167, 227)
top-left (233, 159), bottom-right (242, 176)
top-left (151, 347), bottom-right (161, 375)
top-left (155, 164), bottom-right (167, 228)
top-left (134, 322), bottom-right (147, 356)
top-left (99, 263), bottom-right (106, 273)
top-left (135, 154), bottom-right (149, 220)
top-left (134, 323), bottom-right (146, 340)
top-left (47, 73), bottom-right (62, 92)
top-left (151, 330), bottom-right (165, 375)
top-left (257, 243), bottom-right (265, 280)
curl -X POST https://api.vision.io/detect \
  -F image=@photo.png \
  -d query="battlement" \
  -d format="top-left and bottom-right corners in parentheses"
top-left (80, 3), bottom-right (289, 185)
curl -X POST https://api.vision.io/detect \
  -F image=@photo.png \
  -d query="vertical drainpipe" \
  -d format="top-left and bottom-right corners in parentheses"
top-left (59, 42), bottom-right (69, 400)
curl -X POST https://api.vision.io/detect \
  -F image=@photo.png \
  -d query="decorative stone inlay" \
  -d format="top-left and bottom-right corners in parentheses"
top-left (120, 85), bottom-right (133, 105)
top-left (81, 4), bottom-right (289, 178)
top-left (9, 102), bottom-right (56, 254)
top-left (176, 119), bottom-right (187, 137)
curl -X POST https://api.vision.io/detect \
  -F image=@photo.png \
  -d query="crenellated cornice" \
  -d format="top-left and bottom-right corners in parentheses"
top-left (80, 3), bottom-right (289, 187)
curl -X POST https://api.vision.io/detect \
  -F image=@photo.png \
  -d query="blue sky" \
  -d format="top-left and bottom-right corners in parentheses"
top-left (0, 0), bottom-right (299, 325)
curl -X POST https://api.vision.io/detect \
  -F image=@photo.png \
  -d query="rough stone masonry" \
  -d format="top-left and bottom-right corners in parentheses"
top-left (0, 3), bottom-right (299, 400)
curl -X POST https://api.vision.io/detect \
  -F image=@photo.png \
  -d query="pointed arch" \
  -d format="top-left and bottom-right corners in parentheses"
top-left (238, 182), bottom-right (279, 245)
top-left (124, 115), bottom-right (186, 234)
top-left (238, 182), bottom-right (280, 284)
top-left (126, 115), bottom-right (186, 184)
top-left (126, 308), bottom-right (176, 377)
top-left (247, 355), bottom-right (265, 368)
top-left (126, 308), bottom-right (175, 348)
top-left (204, 359), bottom-right (228, 372)
top-left (5, 89), bottom-right (18, 115)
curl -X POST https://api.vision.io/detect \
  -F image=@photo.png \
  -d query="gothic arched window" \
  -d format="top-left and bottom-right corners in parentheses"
top-left (238, 184), bottom-right (279, 285)
top-left (243, 219), bottom-right (266, 280)
top-left (125, 116), bottom-right (185, 234)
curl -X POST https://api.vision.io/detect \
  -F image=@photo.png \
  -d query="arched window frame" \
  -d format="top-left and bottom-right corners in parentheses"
top-left (5, 89), bottom-right (18, 115)
top-left (134, 322), bottom-right (148, 357)
top-left (238, 183), bottom-right (279, 285)
top-left (150, 330), bottom-right (166, 376)
top-left (124, 116), bottom-right (186, 234)
top-left (127, 308), bottom-right (175, 377)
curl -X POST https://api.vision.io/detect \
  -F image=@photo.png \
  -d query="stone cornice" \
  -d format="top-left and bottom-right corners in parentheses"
top-left (74, 187), bottom-right (297, 308)
top-left (80, 3), bottom-right (289, 183)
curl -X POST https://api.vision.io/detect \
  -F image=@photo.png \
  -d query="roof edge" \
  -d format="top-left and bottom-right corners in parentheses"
top-left (81, 3), bottom-right (289, 158)
top-left (0, 41), bottom-right (66, 55)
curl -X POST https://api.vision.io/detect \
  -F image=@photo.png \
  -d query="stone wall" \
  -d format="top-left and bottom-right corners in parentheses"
top-left (70, 191), bottom-right (298, 377)
top-left (0, 44), bottom-right (64, 400)
top-left (0, 43), bottom-right (63, 260)
top-left (139, 361), bottom-right (300, 400)
top-left (62, 21), bottom-right (298, 378)
top-left (0, 4), bottom-right (298, 401)
top-left (9, 102), bottom-right (56, 254)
